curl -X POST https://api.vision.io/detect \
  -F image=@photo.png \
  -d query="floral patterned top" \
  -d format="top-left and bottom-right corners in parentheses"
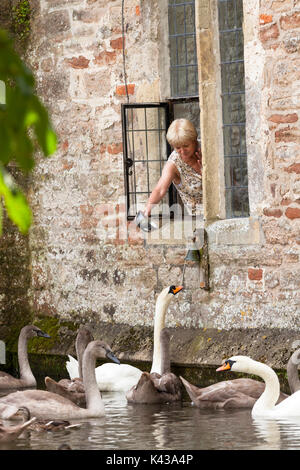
top-left (168, 150), bottom-right (203, 215)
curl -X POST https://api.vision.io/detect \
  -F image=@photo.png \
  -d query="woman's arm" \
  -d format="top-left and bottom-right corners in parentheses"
top-left (144, 161), bottom-right (179, 217)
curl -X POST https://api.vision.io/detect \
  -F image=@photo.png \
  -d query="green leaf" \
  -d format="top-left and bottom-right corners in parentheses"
top-left (0, 166), bottom-right (32, 234)
top-left (0, 28), bottom-right (57, 235)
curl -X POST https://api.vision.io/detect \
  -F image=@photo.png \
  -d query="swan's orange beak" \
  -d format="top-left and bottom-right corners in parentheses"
top-left (173, 286), bottom-right (183, 295)
top-left (216, 362), bottom-right (231, 372)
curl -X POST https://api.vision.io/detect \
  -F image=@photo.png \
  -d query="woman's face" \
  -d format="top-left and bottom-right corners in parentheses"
top-left (174, 141), bottom-right (197, 160)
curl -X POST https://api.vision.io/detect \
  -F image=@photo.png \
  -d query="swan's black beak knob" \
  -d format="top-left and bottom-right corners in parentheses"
top-left (37, 330), bottom-right (51, 338)
top-left (106, 351), bottom-right (120, 365)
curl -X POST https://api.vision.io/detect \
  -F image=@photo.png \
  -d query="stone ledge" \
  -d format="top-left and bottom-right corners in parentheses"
top-left (1, 323), bottom-right (298, 393)
top-left (28, 321), bottom-right (299, 371)
top-left (206, 217), bottom-right (265, 246)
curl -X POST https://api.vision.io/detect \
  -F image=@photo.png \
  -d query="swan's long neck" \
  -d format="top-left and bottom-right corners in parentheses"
top-left (287, 351), bottom-right (300, 394)
top-left (18, 330), bottom-right (36, 386)
top-left (161, 334), bottom-right (171, 375)
top-left (76, 340), bottom-right (87, 380)
top-left (251, 360), bottom-right (280, 415)
top-left (82, 346), bottom-right (104, 414)
top-left (150, 294), bottom-right (172, 375)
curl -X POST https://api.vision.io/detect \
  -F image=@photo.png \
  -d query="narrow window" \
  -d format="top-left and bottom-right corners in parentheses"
top-left (168, 0), bottom-right (200, 136)
top-left (218, 0), bottom-right (249, 218)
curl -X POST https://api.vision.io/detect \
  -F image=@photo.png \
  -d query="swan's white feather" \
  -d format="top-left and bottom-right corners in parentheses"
top-left (66, 357), bottom-right (142, 392)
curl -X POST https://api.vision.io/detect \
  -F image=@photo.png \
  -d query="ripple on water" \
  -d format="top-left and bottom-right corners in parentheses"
top-left (1, 392), bottom-right (300, 450)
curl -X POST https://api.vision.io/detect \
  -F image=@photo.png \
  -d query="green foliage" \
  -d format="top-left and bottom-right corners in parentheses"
top-left (12, 0), bottom-right (31, 44)
top-left (0, 28), bottom-right (57, 235)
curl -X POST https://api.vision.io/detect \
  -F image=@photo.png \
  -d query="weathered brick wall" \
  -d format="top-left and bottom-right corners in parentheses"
top-left (1, 0), bottom-right (298, 366)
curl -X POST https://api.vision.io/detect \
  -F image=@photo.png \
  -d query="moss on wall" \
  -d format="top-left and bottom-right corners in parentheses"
top-left (29, 316), bottom-right (79, 354)
top-left (12, 0), bottom-right (31, 44)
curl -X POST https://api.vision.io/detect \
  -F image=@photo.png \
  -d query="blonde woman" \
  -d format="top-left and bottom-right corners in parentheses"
top-left (143, 118), bottom-right (202, 218)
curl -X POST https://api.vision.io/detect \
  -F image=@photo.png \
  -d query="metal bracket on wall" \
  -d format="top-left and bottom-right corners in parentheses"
top-left (186, 227), bottom-right (210, 291)
top-left (199, 229), bottom-right (210, 291)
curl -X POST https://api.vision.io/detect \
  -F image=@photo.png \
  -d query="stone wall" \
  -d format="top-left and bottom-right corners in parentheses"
top-left (0, 0), bottom-right (299, 372)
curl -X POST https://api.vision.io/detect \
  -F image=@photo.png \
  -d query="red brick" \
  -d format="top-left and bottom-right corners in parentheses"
top-left (281, 198), bottom-right (292, 206)
top-left (62, 160), bottom-right (73, 171)
top-left (275, 127), bottom-right (300, 143)
top-left (248, 268), bottom-right (263, 281)
top-left (263, 208), bottom-right (283, 218)
top-left (66, 56), bottom-right (90, 69)
top-left (80, 204), bottom-right (93, 216)
top-left (99, 143), bottom-right (106, 154)
top-left (280, 12), bottom-right (300, 30)
top-left (93, 51), bottom-right (116, 66)
top-left (260, 14), bottom-right (273, 25)
top-left (259, 24), bottom-right (280, 43)
top-left (110, 37), bottom-right (123, 50)
top-left (284, 163), bottom-right (300, 174)
top-left (107, 143), bottom-right (123, 154)
top-left (285, 207), bottom-right (300, 219)
top-left (115, 84), bottom-right (135, 96)
top-left (268, 113), bottom-right (298, 124)
top-left (80, 217), bottom-right (99, 229)
top-left (270, 183), bottom-right (276, 198)
top-left (61, 140), bottom-right (69, 152)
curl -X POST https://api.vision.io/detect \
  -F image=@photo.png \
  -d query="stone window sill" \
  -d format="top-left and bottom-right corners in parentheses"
top-left (143, 216), bottom-right (264, 247)
top-left (206, 217), bottom-right (264, 246)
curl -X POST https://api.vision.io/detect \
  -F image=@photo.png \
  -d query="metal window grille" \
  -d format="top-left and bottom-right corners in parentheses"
top-left (122, 103), bottom-right (176, 220)
top-left (218, 0), bottom-right (250, 218)
top-left (168, 0), bottom-right (198, 98)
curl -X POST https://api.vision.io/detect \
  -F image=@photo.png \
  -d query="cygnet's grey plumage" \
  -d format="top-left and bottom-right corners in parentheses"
top-left (287, 348), bottom-right (300, 394)
top-left (126, 329), bottom-right (182, 404)
top-left (0, 325), bottom-right (50, 390)
top-left (0, 340), bottom-right (119, 420)
top-left (45, 326), bottom-right (93, 406)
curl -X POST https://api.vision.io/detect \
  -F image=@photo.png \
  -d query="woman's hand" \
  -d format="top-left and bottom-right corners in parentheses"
top-left (195, 144), bottom-right (202, 165)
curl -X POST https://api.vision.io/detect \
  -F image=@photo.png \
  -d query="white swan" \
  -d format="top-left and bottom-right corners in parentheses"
top-left (0, 340), bottom-right (120, 420)
top-left (150, 285), bottom-right (183, 375)
top-left (126, 285), bottom-right (183, 404)
top-left (66, 286), bottom-right (183, 392)
top-left (217, 355), bottom-right (300, 418)
top-left (66, 351), bottom-right (142, 393)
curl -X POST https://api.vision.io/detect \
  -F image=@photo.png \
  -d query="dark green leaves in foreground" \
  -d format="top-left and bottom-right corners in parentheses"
top-left (0, 28), bottom-right (57, 234)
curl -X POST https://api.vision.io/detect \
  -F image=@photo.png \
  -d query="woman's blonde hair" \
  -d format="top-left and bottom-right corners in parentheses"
top-left (166, 118), bottom-right (198, 147)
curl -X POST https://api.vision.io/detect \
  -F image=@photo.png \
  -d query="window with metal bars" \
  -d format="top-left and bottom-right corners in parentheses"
top-left (122, 103), bottom-right (176, 220)
top-left (218, 0), bottom-right (250, 218)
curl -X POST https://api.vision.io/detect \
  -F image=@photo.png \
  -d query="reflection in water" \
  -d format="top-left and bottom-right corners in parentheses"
top-left (1, 392), bottom-right (300, 450)
top-left (253, 416), bottom-right (300, 450)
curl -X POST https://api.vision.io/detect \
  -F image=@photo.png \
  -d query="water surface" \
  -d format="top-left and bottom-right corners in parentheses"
top-left (1, 391), bottom-right (300, 451)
